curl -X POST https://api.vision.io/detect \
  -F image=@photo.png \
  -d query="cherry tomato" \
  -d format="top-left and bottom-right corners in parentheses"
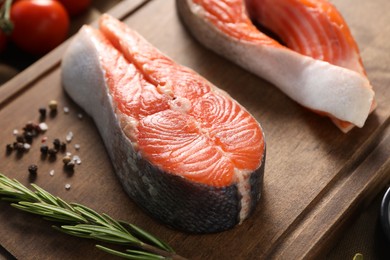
top-left (57, 0), bottom-right (91, 16)
top-left (10, 0), bottom-right (70, 55)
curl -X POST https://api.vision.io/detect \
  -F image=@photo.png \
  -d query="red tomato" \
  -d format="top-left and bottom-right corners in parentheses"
top-left (10, 0), bottom-right (70, 55)
top-left (57, 0), bottom-right (91, 16)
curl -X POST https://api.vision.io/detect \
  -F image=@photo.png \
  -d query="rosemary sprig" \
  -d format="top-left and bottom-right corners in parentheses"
top-left (0, 174), bottom-right (186, 260)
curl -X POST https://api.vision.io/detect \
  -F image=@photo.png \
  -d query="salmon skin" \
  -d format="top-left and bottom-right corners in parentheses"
top-left (176, 0), bottom-right (376, 132)
top-left (61, 14), bottom-right (266, 233)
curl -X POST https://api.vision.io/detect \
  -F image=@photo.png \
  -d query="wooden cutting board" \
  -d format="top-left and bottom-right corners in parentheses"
top-left (0, 0), bottom-right (389, 259)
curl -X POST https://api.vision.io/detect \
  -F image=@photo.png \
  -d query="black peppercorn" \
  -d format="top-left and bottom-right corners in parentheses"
top-left (66, 161), bottom-right (75, 170)
top-left (16, 134), bottom-right (25, 143)
top-left (60, 142), bottom-right (67, 152)
top-left (53, 138), bottom-right (61, 149)
top-left (28, 164), bottom-right (38, 175)
top-left (23, 122), bottom-right (34, 132)
top-left (15, 142), bottom-right (25, 153)
top-left (39, 107), bottom-right (47, 118)
top-left (40, 145), bottom-right (49, 154)
top-left (48, 148), bottom-right (58, 157)
top-left (24, 131), bottom-right (34, 144)
top-left (6, 144), bottom-right (13, 153)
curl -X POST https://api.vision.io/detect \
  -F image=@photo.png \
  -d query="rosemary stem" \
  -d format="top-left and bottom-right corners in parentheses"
top-left (0, 174), bottom-right (188, 259)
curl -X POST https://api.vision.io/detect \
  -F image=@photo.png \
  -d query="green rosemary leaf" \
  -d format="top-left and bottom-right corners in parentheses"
top-left (52, 225), bottom-right (93, 239)
top-left (0, 175), bottom-right (40, 202)
top-left (65, 224), bottom-right (141, 244)
top-left (30, 184), bottom-right (59, 206)
top-left (102, 213), bottom-right (131, 234)
top-left (89, 233), bottom-right (137, 244)
top-left (11, 203), bottom-right (50, 216)
top-left (72, 204), bottom-right (111, 227)
top-left (17, 202), bottom-right (88, 223)
top-left (124, 222), bottom-right (174, 253)
top-left (96, 245), bottom-right (165, 260)
top-left (55, 197), bottom-right (75, 212)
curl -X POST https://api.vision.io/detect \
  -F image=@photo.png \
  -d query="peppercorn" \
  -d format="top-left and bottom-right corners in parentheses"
top-left (60, 142), bottom-right (67, 152)
top-left (23, 122), bottom-right (35, 132)
top-left (62, 155), bottom-right (71, 164)
top-left (48, 148), bottom-right (58, 157)
top-left (65, 161), bottom-right (75, 170)
top-left (40, 145), bottom-right (49, 154)
top-left (28, 164), bottom-right (38, 175)
top-left (16, 134), bottom-right (25, 143)
top-left (48, 100), bottom-right (58, 111)
top-left (53, 138), bottom-right (61, 149)
top-left (15, 142), bottom-right (25, 153)
top-left (6, 144), bottom-right (13, 153)
top-left (24, 131), bottom-right (34, 144)
top-left (39, 107), bottom-right (47, 118)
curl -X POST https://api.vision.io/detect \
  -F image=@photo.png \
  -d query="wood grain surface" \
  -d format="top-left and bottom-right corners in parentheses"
top-left (0, 0), bottom-right (389, 259)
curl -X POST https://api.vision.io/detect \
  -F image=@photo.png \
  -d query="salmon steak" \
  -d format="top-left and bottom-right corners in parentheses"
top-left (61, 14), bottom-right (266, 233)
top-left (177, 0), bottom-right (376, 132)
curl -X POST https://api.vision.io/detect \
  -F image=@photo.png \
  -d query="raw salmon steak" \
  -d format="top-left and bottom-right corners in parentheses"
top-left (61, 14), bottom-right (266, 233)
top-left (177, 0), bottom-right (376, 132)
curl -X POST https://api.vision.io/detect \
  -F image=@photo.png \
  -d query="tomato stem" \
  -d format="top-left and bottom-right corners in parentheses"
top-left (0, 0), bottom-right (14, 34)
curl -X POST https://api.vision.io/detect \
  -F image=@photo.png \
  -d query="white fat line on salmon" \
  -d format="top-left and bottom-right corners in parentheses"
top-left (234, 168), bottom-right (252, 223)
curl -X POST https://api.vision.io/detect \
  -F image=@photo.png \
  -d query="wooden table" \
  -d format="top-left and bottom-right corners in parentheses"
top-left (0, 0), bottom-right (389, 259)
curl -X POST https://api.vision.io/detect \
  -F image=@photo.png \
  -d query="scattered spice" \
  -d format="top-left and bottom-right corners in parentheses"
top-left (5, 144), bottom-right (13, 153)
top-left (23, 143), bottom-right (31, 151)
top-left (24, 132), bottom-right (34, 144)
top-left (16, 135), bottom-right (25, 143)
top-left (62, 155), bottom-right (71, 165)
top-left (53, 138), bottom-right (61, 150)
top-left (5, 100), bottom-right (83, 185)
top-left (64, 183), bottom-right (71, 190)
top-left (60, 142), bottom-right (67, 152)
top-left (72, 155), bottom-right (81, 165)
top-left (48, 100), bottom-right (58, 111)
top-left (40, 145), bottom-right (49, 154)
top-left (28, 164), bottom-right (38, 175)
top-left (38, 122), bottom-right (48, 132)
top-left (65, 161), bottom-right (75, 170)
top-left (66, 132), bottom-right (73, 143)
top-left (47, 148), bottom-right (58, 157)
top-left (39, 107), bottom-right (47, 118)
top-left (23, 122), bottom-right (35, 132)
top-left (15, 142), bottom-right (25, 153)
